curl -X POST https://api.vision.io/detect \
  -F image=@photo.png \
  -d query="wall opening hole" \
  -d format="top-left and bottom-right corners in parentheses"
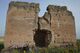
top-left (34, 29), bottom-right (52, 47)
top-left (57, 34), bottom-right (60, 37)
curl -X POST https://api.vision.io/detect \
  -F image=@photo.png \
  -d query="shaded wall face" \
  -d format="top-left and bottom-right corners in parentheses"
top-left (34, 29), bottom-right (52, 47)
top-left (40, 13), bottom-right (51, 30)
top-left (4, 3), bottom-right (39, 48)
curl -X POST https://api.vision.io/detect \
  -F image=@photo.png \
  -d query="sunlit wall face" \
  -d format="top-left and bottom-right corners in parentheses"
top-left (0, 0), bottom-right (80, 39)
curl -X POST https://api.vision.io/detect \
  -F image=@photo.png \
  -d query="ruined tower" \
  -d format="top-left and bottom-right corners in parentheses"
top-left (4, 1), bottom-right (76, 48)
top-left (47, 5), bottom-right (76, 47)
top-left (4, 1), bottom-right (39, 48)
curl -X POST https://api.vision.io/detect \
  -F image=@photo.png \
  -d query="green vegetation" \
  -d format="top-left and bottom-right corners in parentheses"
top-left (0, 43), bottom-right (4, 52)
top-left (0, 37), bottom-right (4, 52)
top-left (77, 39), bottom-right (80, 52)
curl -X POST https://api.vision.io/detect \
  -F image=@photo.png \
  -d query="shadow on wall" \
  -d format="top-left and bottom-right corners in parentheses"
top-left (34, 29), bottom-right (52, 47)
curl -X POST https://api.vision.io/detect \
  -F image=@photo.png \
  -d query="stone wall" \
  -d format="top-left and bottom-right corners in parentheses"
top-left (4, 1), bottom-right (39, 48)
top-left (47, 5), bottom-right (76, 47)
top-left (4, 1), bottom-right (77, 48)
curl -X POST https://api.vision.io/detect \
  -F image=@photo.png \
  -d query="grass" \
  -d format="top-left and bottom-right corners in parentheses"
top-left (0, 37), bottom-right (4, 43)
top-left (9, 47), bottom-right (79, 53)
top-left (0, 45), bottom-right (80, 53)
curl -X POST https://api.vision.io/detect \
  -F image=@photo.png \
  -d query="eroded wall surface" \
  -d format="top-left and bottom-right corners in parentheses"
top-left (4, 1), bottom-right (76, 48)
top-left (4, 1), bottom-right (39, 48)
top-left (47, 5), bottom-right (76, 47)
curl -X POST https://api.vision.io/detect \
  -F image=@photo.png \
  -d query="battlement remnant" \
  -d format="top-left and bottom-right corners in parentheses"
top-left (9, 1), bottom-right (40, 13)
top-left (47, 5), bottom-right (67, 12)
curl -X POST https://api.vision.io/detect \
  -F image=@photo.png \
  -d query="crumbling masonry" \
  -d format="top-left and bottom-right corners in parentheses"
top-left (4, 1), bottom-right (76, 48)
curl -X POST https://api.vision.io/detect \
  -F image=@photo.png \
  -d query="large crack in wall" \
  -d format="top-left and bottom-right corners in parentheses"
top-left (33, 9), bottom-right (52, 47)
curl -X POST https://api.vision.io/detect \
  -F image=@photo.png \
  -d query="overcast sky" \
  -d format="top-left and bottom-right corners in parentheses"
top-left (0, 0), bottom-right (80, 39)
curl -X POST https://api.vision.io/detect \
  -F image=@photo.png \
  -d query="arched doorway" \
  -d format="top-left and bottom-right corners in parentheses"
top-left (34, 29), bottom-right (52, 47)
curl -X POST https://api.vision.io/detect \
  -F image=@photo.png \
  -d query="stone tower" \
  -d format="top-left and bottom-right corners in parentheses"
top-left (4, 1), bottom-right (39, 48)
top-left (4, 1), bottom-right (76, 48)
top-left (47, 5), bottom-right (76, 47)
